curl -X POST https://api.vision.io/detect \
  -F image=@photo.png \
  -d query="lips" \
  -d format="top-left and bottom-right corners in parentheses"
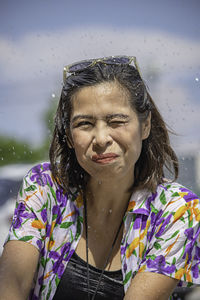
top-left (92, 153), bottom-right (119, 163)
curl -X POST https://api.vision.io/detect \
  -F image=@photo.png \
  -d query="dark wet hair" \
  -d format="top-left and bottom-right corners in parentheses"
top-left (49, 62), bottom-right (178, 192)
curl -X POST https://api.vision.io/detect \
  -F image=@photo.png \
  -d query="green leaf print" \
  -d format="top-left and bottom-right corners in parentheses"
top-left (46, 283), bottom-right (52, 300)
top-left (55, 275), bottom-right (60, 287)
top-left (75, 219), bottom-right (82, 240)
top-left (25, 185), bottom-right (37, 192)
top-left (19, 184), bottom-right (23, 197)
top-left (162, 211), bottom-right (169, 218)
top-left (160, 190), bottom-right (167, 205)
top-left (133, 249), bottom-right (137, 257)
top-left (41, 285), bottom-right (46, 292)
top-left (165, 230), bottom-right (179, 241)
top-left (150, 203), bottom-right (159, 214)
top-left (154, 242), bottom-right (162, 250)
top-left (165, 184), bottom-right (171, 190)
top-left (41, 257), bottom-right (46, 268)
top-left (172, 192), bottom-right (180, 197)
top-left (19, 235), bottom-right (34, 242)
top-left (60, 221), bottom-right (74, 229)
top-left (13, 228), bottom-right (19, 239)
top-left (172, 257), bottom-right (176, 265)
top-left (47, 182), bottom-right (57, 201)
top-left (148, 254), bottom-right (156, 260)
top-left (123, 270), bottom-right (132, 285)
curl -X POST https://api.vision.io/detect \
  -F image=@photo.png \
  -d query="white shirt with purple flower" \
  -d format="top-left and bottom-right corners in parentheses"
top-left (5, 162), bottom-right (200, 299)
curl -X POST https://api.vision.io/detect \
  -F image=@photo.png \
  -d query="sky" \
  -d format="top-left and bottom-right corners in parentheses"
top-left (0, 0), bottom-right (200, 155)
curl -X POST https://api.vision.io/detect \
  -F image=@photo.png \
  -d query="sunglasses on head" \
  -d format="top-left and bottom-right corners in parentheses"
top-left (63, 55), bottom-right (142, 84)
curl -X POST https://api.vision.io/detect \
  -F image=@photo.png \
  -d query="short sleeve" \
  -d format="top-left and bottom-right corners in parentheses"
top-left (4, 170), bottom-right (48, 252)
top-left (139, 186), bottom-right (200, 287)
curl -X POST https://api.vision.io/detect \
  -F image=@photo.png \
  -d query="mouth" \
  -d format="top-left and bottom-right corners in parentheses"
top-left (91, 153), bottom-right (119, 164)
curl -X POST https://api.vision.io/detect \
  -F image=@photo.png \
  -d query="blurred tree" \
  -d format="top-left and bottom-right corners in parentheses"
top-left (0, 136), bottom-right (43, 166)
top-left (0, 96), bottom-right (59, 166)
top-left (41, 96), bottom-right (59, 156)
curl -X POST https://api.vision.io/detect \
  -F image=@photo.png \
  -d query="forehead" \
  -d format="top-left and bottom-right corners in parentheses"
top-left (71, 82), bottom-right (133, 116)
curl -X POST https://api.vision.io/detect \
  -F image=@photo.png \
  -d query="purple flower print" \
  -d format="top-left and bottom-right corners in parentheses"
top-left (30, 163), bottom-right (53, 187)
top-left (132, 208), bottom-right (149, 215)
top-left (12, 202), bottom-right (35, 229)
top-left (133, 215), bottom-right (148, 230)
top-left (191, 263), bottom-right (200, 279)
top-left (121, 243), bottom-right (128, 255)
top-left (146, 255), bottom-right (176, 274)
top-left (49, 243), bottom-right (74, 279)
top-left (123, 262), bottom-right (127, 273)
top-left (41, 208), bottom-right (47, 223)
top-left (194, 246), bottom-right (200, 260)
top-left (46, 224), bottom-right (51, 237)
top-left (36, 239), bottom-right (43, 251)
top-left (180, 188), bottom-right (198, 203)
top-left (147, 210), bottom-right (164, 242)
top-left (52, 205), bottom-right (63, 224)
top-left (56, 188), bottom-right (67, 207)
top-left (183, 227), bottom-right (200, 263)
top-left (145, 192), bottom-right (157, 212)
top-left (155, 214), bottom-right (173, 238)
top-left (36, 240), bottom-right (45, 256)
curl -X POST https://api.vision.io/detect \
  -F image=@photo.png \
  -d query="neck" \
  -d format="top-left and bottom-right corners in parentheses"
top-left (86, 175), bottom-right (134, 219)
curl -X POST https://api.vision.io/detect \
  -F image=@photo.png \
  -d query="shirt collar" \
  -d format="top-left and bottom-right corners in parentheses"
top-left (127, 188), bottom-right (154, 216)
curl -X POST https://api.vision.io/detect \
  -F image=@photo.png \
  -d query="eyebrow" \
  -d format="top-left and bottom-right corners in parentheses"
top-left (71, 113), bottom-right (130, 123)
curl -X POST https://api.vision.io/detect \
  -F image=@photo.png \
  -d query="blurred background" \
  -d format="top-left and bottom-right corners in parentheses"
top-left (0, 1), bottom-right (200, 298)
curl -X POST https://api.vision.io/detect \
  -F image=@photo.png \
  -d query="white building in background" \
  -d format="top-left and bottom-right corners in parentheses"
top-left (178, 152), bottom-right (200, 196)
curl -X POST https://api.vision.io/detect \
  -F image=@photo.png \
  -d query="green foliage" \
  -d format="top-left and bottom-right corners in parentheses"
top-left (0, 135), bottom-right (43, 166)
top-left (0, 96), bottom-right (59, 166)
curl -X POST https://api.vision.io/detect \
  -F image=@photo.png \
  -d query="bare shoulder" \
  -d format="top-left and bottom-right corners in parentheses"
top-left (124, 271), bottom-right (179, 300)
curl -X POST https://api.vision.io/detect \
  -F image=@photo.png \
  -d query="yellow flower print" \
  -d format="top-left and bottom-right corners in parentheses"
top-left (165, 234), bottom-right (180, 257)
top-left (175, 268), bottom-right (185, 280)
top-left (31, 220), bottom-right (46, 229)
top-left (127, 201), bottom-right (136, 211)
top-left (126, 237), bottom-right (140, 258)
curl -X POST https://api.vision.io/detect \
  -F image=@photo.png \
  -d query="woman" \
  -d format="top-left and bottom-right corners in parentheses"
top-left (0, 56), bottom-right (200, 300)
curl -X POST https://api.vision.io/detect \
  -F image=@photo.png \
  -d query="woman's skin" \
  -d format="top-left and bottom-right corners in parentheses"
top-left (71, 81), bottom-right (151, 271)
top-left (0, 81), bottom-right (178, 299)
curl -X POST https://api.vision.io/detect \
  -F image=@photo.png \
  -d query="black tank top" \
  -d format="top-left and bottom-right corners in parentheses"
top-left (53, 252), bottom-right (125, 300)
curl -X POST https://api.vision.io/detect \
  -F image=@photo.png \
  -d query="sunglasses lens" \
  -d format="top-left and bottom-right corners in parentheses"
top-left (69, 61), bottom-right (93, 72)
top-left (104, 57), bottom-right (130, 64)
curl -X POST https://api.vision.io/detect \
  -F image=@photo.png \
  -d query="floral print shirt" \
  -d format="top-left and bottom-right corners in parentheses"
top-left (5, 162), bottom-right (200, 300)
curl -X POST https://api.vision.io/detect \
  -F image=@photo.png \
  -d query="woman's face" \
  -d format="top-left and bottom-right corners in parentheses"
top-left (69, 81), bottom-right (151, 183)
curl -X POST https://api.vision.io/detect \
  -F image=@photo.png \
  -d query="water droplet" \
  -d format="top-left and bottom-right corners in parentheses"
top-left (1, 157), bottom-right (3, 160)
top-left (52, 93), bottom-right (56, 98)
top-left (109, 209), bottom-right (112, 214)
top-left (195, 77), bottom-right (199, 82)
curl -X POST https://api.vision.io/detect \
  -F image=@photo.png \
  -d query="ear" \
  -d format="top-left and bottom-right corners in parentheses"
top-left (141, 112), bottom-right (151, 140)
top-left (66, 130), bottom-right (74, 149)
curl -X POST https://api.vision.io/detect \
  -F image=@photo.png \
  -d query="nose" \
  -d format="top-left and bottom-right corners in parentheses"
top-left (92, 122), bottom-right (112, 149)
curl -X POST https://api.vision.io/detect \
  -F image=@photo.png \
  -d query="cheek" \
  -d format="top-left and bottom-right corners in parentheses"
top-left (71, 131), bottom-right (90, 157)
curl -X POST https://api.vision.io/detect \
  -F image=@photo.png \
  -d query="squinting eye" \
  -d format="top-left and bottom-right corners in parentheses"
top-left (109, 120), bottom-right (127, 127)
top-left (76, 121), bottom-right (93, 128)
